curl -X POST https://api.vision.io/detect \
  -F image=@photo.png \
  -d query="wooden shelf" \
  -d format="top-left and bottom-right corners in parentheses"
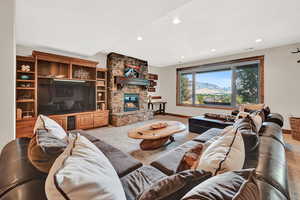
top-left (97, 100), bottom-right (105, 102)
top-left (16, 87), bottom-right (35, 90)
top-left (97, 78), bottom-right (106, 81)
top-left (16, 99), bottom-right (35, 103)
top-left (97, 90), bottom-right (106, 92)
top-left (16, 70), bottom-right (35, 74)
top-left (16, 79), bottom-right (35, 82)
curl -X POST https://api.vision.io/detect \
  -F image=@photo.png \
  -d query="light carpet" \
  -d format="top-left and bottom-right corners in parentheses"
top-left (85, 115), bottom-right (197, 165)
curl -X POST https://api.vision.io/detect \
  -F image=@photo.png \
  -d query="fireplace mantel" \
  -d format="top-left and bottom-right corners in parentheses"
top-left (115, 76), bottom-right (149, 88)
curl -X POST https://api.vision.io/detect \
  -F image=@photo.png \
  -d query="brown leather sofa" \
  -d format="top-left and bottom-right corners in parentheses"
top-left (151, 115), bottom-right (290, 200)
top-left (0, 114), bottom-right (289, 200)
top-left (0, 132), bottom-right (211, 200)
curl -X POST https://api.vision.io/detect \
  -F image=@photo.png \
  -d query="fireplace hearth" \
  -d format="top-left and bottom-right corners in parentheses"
top-left (124, 93), bottom-right (139, 112)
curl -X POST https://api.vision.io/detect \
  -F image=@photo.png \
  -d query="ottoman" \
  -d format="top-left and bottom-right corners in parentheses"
top-left (188, 116), bottom-right (234, 134)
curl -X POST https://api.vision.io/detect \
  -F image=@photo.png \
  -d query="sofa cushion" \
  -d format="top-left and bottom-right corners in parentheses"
top-left (121, 165), bottom-right (167, 200)
top-left (78, 132), bottom-right (142, 177)
top-left (197, 127), bottom-right (245, 175)
top-left (138, 170), bottom-right (212, 200)
top-left (181, 169), bottom-right (258, 200)
top-left (28, 115), bottom-right (68, 173)
top-left (151, 141), bottom-right (203, 175)
top-left (45, 133), bottom-right (126, 200)
top-left (192, 128), bottom-right (223, 143)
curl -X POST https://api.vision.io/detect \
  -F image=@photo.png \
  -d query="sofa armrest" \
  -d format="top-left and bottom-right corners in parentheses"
top-left (265, 113), bottom-right (284, 127)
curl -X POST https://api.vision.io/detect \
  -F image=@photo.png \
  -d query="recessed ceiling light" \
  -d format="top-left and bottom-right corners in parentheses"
top-left (211, 49), bottom-right (216, 52)
top-left (137, 36), bottom-right (143, 41)
top-left (172, 17), bottom-right (181, 25)
top-left (255, 38), bottom-right (263, 43)
top-left (181, 56), bottom-right (185, 59)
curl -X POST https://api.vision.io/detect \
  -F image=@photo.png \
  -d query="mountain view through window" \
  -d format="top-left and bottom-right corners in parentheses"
top-left (178, 61), bottom-right (261, 107)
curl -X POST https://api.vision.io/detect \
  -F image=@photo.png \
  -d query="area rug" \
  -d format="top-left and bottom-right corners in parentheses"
top-left (85, 117), bottom-right (198, 164)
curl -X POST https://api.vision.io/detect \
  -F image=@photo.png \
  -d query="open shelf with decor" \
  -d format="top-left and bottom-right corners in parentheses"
top-left (72, 64), bottom-right (96, 81)
top-left (16, 56), bottom-right (36, 121)
top-left (96, 68), bottom-right (107, 111)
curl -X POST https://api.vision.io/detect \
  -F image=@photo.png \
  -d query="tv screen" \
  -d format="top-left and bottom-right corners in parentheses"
top-left (38, 79), bottom-right (95, 115)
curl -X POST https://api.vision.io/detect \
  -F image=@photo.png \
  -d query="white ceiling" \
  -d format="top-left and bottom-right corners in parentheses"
top-left (16, 0), bottom-right (300, 67)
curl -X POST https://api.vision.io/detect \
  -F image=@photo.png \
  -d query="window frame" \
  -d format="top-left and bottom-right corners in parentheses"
top-left (176, 56), bottom-right (264, 110)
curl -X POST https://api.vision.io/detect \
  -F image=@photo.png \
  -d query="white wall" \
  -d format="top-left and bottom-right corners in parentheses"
top-left (150, 43), bottom-right (300, 129)
top-left (0, 0), bottom-right (16, 151)
top-left (16, 45), bottom-right (107, 68)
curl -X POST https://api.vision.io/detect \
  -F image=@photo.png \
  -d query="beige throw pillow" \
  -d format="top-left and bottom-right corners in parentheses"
top-left (28, 115), bottom-right (68, 173)
top-left (197, 127), bottom-right (245, 175)
top-left (34, 115), bottom-right (66, 139)
top-left (45, 133), bottom-right (126, 200)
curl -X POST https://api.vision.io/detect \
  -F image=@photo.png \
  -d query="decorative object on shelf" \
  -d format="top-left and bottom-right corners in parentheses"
top-left (20, 83), bottom-right (32, 88)
top-left (16, 108), bottom-right (22, 120)
top-left (98, 92), bottom-right (102, 100)
top-left (289, 116), bottom-right (300, 141)
top-left (18, 93), bottom-right (32, 100)
top-left (101, 103), bottom-right (106, 110)
top-left (21, 65), bottom-right (31, 72)
top-left (291, 48), bottom-right (300, 63)
top-left (55, 75), bottom-right (65, 79)
top-left (74, 68), bottom-right (90, 79)
top-left (20, 75), bottom-right (30, 80)
top-left (23, 114), bottom-right (33, 119)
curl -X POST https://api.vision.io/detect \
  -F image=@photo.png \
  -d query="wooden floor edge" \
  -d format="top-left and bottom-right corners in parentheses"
top-left (282, 129), bottom-right (291, 134)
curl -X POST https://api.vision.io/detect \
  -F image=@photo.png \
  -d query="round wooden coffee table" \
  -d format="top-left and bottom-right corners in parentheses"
top-left (128, 121), bottom-right (186, 150)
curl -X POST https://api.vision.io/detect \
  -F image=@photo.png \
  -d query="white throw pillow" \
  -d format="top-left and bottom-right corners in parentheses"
top-left (45, 134), bottom-right (126, 200)
top-left (34, 115), bottom-right (66, 140)
top-left (197, 127), bottom-right (245, 175)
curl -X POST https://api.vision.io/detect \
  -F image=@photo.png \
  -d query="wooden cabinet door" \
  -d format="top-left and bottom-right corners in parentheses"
top-left (16, 118), bottom-right (36, 138)
top-left (49, 116), bottom-right (67, 130)
top-left (93, 111), bottom-right (109, 127)
top-left (76, 114), bottom-right (94, 129)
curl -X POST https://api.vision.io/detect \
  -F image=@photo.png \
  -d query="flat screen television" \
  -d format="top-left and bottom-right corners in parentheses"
top-left (38, 79), bottom-right (96, 115)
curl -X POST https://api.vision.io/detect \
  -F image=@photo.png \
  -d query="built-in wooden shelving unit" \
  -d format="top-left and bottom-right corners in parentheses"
top-left (16, 51), bottom-right (109, 138)
top-left (96, 68), bottom-right (107, 111)
top-left (16, 56), bottom-right (36, 121)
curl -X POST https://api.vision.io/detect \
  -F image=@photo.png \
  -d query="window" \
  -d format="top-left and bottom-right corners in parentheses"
top-left (177, 56), bottom-right (263, 108)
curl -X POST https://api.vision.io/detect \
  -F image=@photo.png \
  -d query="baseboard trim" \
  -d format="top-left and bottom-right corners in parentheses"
top-left (164, 113), bottom-right (191, 118)
top-left (282, 129), bottom-right (291, 134)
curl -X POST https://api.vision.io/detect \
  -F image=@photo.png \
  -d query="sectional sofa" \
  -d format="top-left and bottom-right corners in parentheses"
top-left (0, 113), bottom-right (289, 200)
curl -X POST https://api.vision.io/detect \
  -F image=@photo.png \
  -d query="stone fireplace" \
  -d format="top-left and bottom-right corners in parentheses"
top-left (107, 53), bottom-right (153, 126)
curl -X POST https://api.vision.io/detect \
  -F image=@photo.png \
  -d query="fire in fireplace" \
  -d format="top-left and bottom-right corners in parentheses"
top-left (124, 93), bottom-right (139, 112)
